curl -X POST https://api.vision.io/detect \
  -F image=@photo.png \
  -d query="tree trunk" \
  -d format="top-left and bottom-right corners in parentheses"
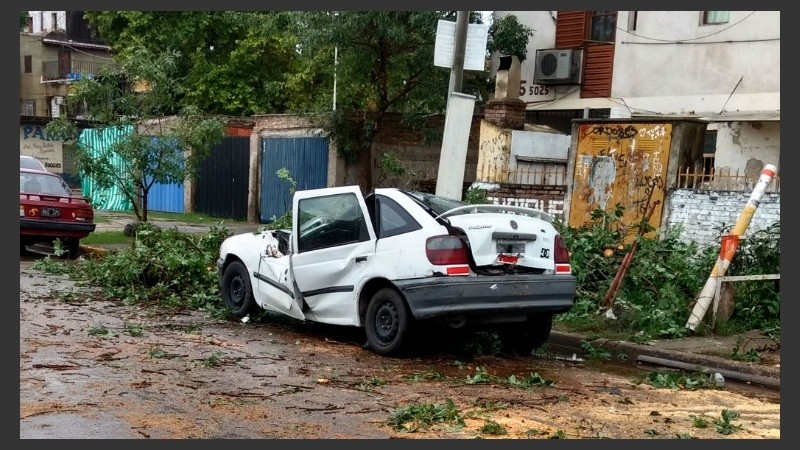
top-left (356, 141), bottom-right (374, 195)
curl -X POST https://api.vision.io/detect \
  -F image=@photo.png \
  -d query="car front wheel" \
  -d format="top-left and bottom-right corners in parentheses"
top-left (221, 260), bottom-right (258, 318)
top-left (365, 288), bottom-right (410, 356)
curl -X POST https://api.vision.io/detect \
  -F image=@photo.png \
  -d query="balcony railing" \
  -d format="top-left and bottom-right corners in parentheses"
top-left (41, 60), bottom-right (109, 81)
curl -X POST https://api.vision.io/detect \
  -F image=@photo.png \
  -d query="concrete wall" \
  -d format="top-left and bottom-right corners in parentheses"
top-left (666, 189), bottom-right (780, 245)
top-left (612, 11), bottom-right (780, 115)
top-left (714, 121), bottom-right (781, 176)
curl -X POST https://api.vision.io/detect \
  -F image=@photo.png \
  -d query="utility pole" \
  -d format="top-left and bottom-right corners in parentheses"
top-left (447, 11), bottom-right (469, 98)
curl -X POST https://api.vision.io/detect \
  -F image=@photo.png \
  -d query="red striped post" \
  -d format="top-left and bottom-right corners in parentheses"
top-left (686, 164), bottom-right (778, 331)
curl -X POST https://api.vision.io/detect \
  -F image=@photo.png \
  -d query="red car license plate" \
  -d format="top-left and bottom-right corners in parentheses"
top-left (498, 254), bottom-right (518, 264)
top-left (41, 207), bottom-right (61, 218)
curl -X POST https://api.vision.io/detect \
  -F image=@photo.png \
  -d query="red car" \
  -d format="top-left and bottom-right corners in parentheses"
top-left (20, 168), bottom-right (96, 258)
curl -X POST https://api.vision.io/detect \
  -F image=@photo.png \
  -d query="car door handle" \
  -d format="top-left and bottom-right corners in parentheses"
top-left (355, 256), bottom-right (368, 263)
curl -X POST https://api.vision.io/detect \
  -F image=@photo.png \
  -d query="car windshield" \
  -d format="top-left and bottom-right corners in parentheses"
top-left (402, 190), bottom-right (468, 216)
top-left (20, 156), bottom-right (47, 171)
top-left (20, 171), bottom-right (72, 196)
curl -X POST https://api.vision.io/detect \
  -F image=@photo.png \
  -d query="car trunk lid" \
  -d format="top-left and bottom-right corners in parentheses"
top-left (436, 204), bottom-right (559, 272)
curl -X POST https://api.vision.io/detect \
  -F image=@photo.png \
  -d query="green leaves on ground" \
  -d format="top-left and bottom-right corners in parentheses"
top-left (387, 398), bottom-right (465, 432)
top-left (33, 223), bottom-right (232, 314)
top-left (557, 205), bottom-right (779, 341)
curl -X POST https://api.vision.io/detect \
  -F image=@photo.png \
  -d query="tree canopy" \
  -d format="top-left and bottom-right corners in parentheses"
top-left (76, 11), bottom-right (533, 194)
top-left (47, 48), bottom-right (224, 222)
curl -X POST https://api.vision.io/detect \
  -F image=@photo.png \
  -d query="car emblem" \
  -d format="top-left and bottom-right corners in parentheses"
top-left (510, 220), bottom-right (518, 230)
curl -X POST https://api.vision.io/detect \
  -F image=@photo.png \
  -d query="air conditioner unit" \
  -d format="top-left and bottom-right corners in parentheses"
top-left (533, 49), bottom-right (583, 85)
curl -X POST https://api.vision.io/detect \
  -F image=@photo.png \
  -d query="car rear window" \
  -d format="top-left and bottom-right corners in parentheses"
top-left (402, 190), bottom-right (467, 216)
top-left (20, 156), bottom-right (47, 171)
top-left (20, 172), bottom-right (72, 196)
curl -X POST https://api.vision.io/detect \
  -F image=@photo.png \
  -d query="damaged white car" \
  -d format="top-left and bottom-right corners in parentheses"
top-left (217, 186), bottom-right (576, 356)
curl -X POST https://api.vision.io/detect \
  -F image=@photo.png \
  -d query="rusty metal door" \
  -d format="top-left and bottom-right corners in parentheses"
top-left (568, 122), bottom-right (672, 235)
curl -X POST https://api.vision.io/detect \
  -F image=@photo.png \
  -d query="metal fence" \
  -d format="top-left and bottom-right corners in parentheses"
top-left (677, 167), bottom-right (781, 194)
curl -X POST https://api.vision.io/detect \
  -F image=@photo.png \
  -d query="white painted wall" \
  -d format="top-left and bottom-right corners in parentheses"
top-left (612, 11), bottom-right (780, 116)
top-left (28, 11), bottom-right (66, 34)
top-left (492, 11), bottom-right (561, 105)
top-left (510, 130), bottom-right (569, 163)
top-left (667, 190), bottom-right (780, 245)
top-left (714, 122), bottom-right (781, 174)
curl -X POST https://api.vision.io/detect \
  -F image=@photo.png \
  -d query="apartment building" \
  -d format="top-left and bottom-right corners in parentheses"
top-left (493, 11), bottom-right (780, 176)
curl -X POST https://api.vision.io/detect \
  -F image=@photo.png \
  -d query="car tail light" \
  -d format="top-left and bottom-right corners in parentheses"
top-left (426, 235), bottom-right (470, 275)
top-left (74, 208), bottom-right (93, 221)
top-left (554, 235), bottom-right (572, 274)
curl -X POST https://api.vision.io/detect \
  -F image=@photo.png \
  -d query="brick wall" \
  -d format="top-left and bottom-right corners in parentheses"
top-left (483, 184), bottom-right (568, 219)
top-left (371, 112), bottom-right (483, 189)
top-left (666, 189), bottom-right (780, 245)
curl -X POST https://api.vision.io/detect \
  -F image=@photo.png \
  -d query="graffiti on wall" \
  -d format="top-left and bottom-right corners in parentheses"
top-left (570, 123), bottom-right (672, 233)
top-left (477, 121), bottom-right (511, 183)
top-left (488, 195), bottom-right (565, 218)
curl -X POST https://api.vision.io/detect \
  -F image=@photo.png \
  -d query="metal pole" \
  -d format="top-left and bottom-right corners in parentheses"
top-left (686, 163), bottom-right (778, 331)
top-left (333, 46), bottom-right (338, 111)
top-left (447, 11), bottom-right (469, 98)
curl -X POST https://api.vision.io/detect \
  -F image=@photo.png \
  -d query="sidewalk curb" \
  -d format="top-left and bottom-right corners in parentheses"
top-left (549, 330), bottom-right (780, 387)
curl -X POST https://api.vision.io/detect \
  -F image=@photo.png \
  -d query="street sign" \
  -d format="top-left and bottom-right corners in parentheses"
top-left (434, 20), bottom-right (489, 71)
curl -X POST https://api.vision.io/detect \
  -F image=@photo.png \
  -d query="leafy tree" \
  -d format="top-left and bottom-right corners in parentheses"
top-left (291, 11), bottom-right (494, 194)
top-left (47, 48), bottom-right (224, 222)
top-left (487, 14), bottom-right (535, 62)
top-left (20, 11), bottom-right (28, 31)
top-left (83, 11), bottom-right (299, 116)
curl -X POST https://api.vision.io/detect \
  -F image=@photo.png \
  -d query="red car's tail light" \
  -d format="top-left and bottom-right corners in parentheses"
top-left (74, 208), bottom-right (93, 221)
top-left (554, 235), bottom-right (571, 274)
top-left (426, 235), bottom-right (469, 266)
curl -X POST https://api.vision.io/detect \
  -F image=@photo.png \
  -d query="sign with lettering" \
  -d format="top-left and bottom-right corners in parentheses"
top-left (518, 62), bottom-right (556, 103)
top-left (19, 125), bottom-right (64, 173)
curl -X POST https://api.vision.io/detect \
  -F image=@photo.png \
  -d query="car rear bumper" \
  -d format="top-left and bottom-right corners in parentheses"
top-left (20, 219), bottom-right (96, 238)
top-left (393, 274), bottom-right (576, 321)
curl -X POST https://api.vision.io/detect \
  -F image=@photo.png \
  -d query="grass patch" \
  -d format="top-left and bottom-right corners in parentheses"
top-left (96, 210), bottom-right (249, 225)
top-left (83, 231), bottom-right (131, 246)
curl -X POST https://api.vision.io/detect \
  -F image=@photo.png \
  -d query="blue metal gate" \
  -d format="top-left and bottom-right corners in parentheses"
top-left (260, 137), bottom-right (329, 223)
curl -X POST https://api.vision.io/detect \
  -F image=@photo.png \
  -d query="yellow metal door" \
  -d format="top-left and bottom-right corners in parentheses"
top-left (569, 123), bottom-right (672, 237)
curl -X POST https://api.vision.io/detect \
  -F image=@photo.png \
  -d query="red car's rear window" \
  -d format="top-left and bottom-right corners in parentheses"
top-left (20, 171), bottom-right (72, 197)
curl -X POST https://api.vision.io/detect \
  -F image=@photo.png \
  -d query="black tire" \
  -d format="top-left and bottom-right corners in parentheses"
top-left (498, 314), bottom-right (554, 356)
top-left (66, 238), bottom-right (80, 259)
top-left (221, 260), bottom-right (258, 318)
top-left (365, 288), bottom-right (411, 356)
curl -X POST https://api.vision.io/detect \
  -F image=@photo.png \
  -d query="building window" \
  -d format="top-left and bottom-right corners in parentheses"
top-left (22, 100), bottom-right (36, 116)
top-left (51, 12), bottom-right (58, 31)
top-left (703, 130), bottom-right (717, 179)
top-left (627, 11), bottom-right (638, 31)
top-left (26, 16), bottom-right (33, 33)
top-left (24, 55), bottom-right (32, 73)
top-left (590, 11), bottom-right (617, 42)
top-left (703, 11), bottom-right (730, 25)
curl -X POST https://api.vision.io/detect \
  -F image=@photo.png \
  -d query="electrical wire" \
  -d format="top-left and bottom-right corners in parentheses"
top-left (617, 11), bottom-right (759, 43)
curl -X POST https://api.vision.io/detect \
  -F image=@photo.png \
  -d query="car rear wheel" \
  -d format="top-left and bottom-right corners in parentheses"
top-left (498, 314), bottom-right (554, 356)
top-left (221, 260), bottom-right (258, 318)
top-left (365, 288), bottom-right (410, 356)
